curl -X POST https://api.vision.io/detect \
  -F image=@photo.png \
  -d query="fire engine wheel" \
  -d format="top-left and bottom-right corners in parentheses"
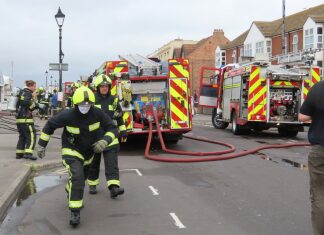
top-left (212, 111), bottom-right (229, 129)
top-left (231, 112), bottom-right (242, 135)
top-left (278, 128), bottom-right (299, 137)
top-left (231, 112), bottom-right (250, 135)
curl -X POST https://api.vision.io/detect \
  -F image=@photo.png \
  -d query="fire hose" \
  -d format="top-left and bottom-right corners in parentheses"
top-left (144, 111), bottom-right (311, 163)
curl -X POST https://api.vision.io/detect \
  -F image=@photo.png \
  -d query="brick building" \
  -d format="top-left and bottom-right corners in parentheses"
top-left (217, 4), bottom-right (324, 70)
top-left (176, 29), bottom-right (229, 93)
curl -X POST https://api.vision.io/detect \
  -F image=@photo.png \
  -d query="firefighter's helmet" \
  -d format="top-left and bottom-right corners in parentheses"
top-left (94, 74), bottom-right (112, 89)
top-left (72, 86), bottom-right (95, 105)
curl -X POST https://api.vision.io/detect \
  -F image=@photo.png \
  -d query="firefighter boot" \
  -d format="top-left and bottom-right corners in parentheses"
top-left (24, 153), bottom-right (37, 161)
top-left (109, 185), bottom-right (124, 198)
top-left (89, 185), bottom-right (97, 195)
top-left (16, 154), bottom-right (24, 159)
top-left (70, 209), bottom-right (80, 227)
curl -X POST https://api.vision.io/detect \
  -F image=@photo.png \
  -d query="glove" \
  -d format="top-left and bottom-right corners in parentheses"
top-left (37, 145), bottom-right (46, 159)
top-left (93, 139), bottom-right (108, 153)
top-left (120, 131), bottom-right (128, 143)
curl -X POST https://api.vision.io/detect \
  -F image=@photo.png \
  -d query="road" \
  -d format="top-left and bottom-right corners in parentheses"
top-left (0, 123), bottom-right (312, 235)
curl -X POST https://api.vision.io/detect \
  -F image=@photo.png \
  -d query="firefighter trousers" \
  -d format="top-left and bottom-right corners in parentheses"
top-left (62, 155), bottom-right (91, 210)
top-left (16, 123), bottom-right (36, 156)
top-left (87, 145), bottom-right (120, 188)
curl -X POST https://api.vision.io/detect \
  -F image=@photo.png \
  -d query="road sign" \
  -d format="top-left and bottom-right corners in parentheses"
top-left (49, 63), bottom-right (69, 71)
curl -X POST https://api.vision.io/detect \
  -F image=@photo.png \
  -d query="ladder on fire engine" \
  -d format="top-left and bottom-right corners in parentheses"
top-left (119, 54), bottom-right (162, 76)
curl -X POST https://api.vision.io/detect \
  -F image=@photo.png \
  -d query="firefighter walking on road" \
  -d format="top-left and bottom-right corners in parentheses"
top-left (36, 86), bottom-right (118, 227)
top-left (16, 80), bottom-right (38, 160)
top-left (87, 74), bottom-right (127, 198)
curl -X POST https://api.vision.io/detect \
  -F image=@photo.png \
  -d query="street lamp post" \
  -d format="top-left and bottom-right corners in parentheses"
top-left (45, 70), bottom-right (48, 89)
top-left (55, 7), bottom-right (65, 92)
top-left (50, 75), bottom-right (53, 91)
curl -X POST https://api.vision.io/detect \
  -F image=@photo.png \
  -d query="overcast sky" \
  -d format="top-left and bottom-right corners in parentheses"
top-left (0, 0), bottom-right (323, 88)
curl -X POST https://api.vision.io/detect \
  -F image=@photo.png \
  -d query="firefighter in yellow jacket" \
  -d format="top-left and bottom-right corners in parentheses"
top-left (87, 74), bottom-right (126, 198)
top-left (37, 86), bottom-right (118, 227)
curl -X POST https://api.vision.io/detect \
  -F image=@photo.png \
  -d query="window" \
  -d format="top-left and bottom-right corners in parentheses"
top-left (256, 41), bottom-right (264, 54)
top-left (244, 43), bottom-right (252, 57)
top-left (305, 28), bottom-right (314, 49)
top-left (318, 27), bottom-right (323, 49)
top-left (215, 52), bottom-right (221, 67)
top-left (266, 40), bottom-right (272, 55)
top-left (221, 51), bottom-right (226, 66)
top-left (232, 50), bottom-right (237, 63)
top-left (293, 34), bottom-right (298, 52)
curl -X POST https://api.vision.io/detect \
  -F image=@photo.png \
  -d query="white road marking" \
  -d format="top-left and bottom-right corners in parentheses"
top-left (169, 212), bottom-right (186, 229)
top-left (120, 168), bottom-right (143, 176)
top-left (288, 139), bottom-right (298, 143)
top-left (148, 185), bottom-right (159, 195)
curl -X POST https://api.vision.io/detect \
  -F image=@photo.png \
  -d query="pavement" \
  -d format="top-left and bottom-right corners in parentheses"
top-left (0, 111), bottom-right (212, 222)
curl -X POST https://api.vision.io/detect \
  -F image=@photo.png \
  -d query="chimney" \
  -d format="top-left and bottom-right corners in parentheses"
top-left (213, 29), bottom-right (224, 36)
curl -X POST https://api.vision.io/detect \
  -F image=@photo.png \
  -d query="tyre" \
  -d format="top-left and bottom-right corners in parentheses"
top-left (212, 109), bottom-right (229, 129)
top-left (231, 112), bottom-right (241, 135)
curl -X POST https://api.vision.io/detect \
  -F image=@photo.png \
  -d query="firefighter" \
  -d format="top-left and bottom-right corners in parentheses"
top-left (36, 86), bottom-right (118, 227)
top-left (87, 74), bottom-right (127, 198)
top-left (16, 80), bottom-right (38, 160)
top-left (38, 89), bottom-right (50, 119)
top-left (66, 82), bottom-right (80, 108)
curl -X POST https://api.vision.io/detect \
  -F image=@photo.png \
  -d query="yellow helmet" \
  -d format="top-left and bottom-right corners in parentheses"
top-left (94, 74), bottom-right (112, 89)
top-left (72, 86), bottom-right (95, 105)
top-left (71, 82), bottom-right (80, 88)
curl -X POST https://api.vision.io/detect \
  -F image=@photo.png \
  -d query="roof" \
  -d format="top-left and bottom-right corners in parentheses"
top-left (222, 4), bottom-right (324, 49)
top-left (271, 4), bottom-right (324, 36)
top-left (254, 21), bottom-right (281, 37)
top-left (310, 15), bottom-right (324, 23)
top-left (221, 30), bottom-right (249, 49)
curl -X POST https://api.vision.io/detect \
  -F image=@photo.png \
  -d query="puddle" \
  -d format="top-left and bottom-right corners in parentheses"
top-left (282, 158), bottom-right (308, 171)
top-left (257, 153), bottom-right (308, 171)
top-left (14, 173), bottom-right (64, 208)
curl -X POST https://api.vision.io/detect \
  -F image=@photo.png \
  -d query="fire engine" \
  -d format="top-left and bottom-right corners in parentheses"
top-left (93, 54), bottom-right (192, 144)
top-left (199, 61), bottom-right (321, 137)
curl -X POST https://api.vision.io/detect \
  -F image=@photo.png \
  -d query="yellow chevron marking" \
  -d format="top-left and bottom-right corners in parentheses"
top-left (250, 67), bottom-right (261, 82)
top-left (170, 102), bottom-right (187, 121)
top-left (170, 86), bottom-right (188, 108)
top-left (249, 80), bottom-right (261, 97)
top-left (312, 69), bottom-right (321, 82)
top-left (171, 119), bottom-right (181, 129)
top-left (248, 86), bottom-right (267, 107)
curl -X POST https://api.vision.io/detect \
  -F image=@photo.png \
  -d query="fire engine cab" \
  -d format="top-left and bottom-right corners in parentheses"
top-left (199, 61), bottom-right (321, 137)
top-left (94, 54), bottom-right (192, 144)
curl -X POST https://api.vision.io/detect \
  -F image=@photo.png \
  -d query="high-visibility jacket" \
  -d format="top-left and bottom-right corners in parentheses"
top-left (94, 93), bottom-right (126, 135)
top-left (16, 88), bottom-right (38, 124)
top-left (38, 106), bottom-right (118, 160)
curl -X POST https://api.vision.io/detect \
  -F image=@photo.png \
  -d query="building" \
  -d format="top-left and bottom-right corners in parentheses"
top-left (217, 4), bottom-right (324, 71)
top-left (149, 38), bottom-right (198, 62)
top-left (166, 30), bottom-right (229, 94)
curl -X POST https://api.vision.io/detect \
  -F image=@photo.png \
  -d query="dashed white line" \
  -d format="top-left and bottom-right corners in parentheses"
top-left (148, 185), bottom-right (159, 195)
top-left (120, 168), bottom-right (143, 176)
top-left (169, 212), bottom-right (186, 229)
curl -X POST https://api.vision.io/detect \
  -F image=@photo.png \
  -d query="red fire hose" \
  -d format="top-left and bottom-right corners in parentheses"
top-left (144, 111), bottom-right (311, 163)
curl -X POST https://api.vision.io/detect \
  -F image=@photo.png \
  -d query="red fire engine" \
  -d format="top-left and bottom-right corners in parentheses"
top-left (199, 61), bottom-right (321, 137)
top-left (94, 54), bottom-right (192, 144)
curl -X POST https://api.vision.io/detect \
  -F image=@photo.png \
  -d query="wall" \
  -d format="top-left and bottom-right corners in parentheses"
top-left (244, 24), bottom-right (266, 56)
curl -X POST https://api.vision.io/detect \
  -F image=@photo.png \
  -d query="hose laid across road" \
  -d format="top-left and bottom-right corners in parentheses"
top-left (145, 111), bottom-right (311, 163)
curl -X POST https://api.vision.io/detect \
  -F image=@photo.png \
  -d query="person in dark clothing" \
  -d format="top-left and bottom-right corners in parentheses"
top-left (51, 89), bottom-right (58, 109)
top-left (87, 74), bottom-right (127, 198)
top-left (16, 80), bottom-right (38, 160)
top-left (37, 86), bottom-right (118, 227)
top-left (66, 82), bottom-right (80, 108)
top-left (299, 80), bottom-right (324, 235)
